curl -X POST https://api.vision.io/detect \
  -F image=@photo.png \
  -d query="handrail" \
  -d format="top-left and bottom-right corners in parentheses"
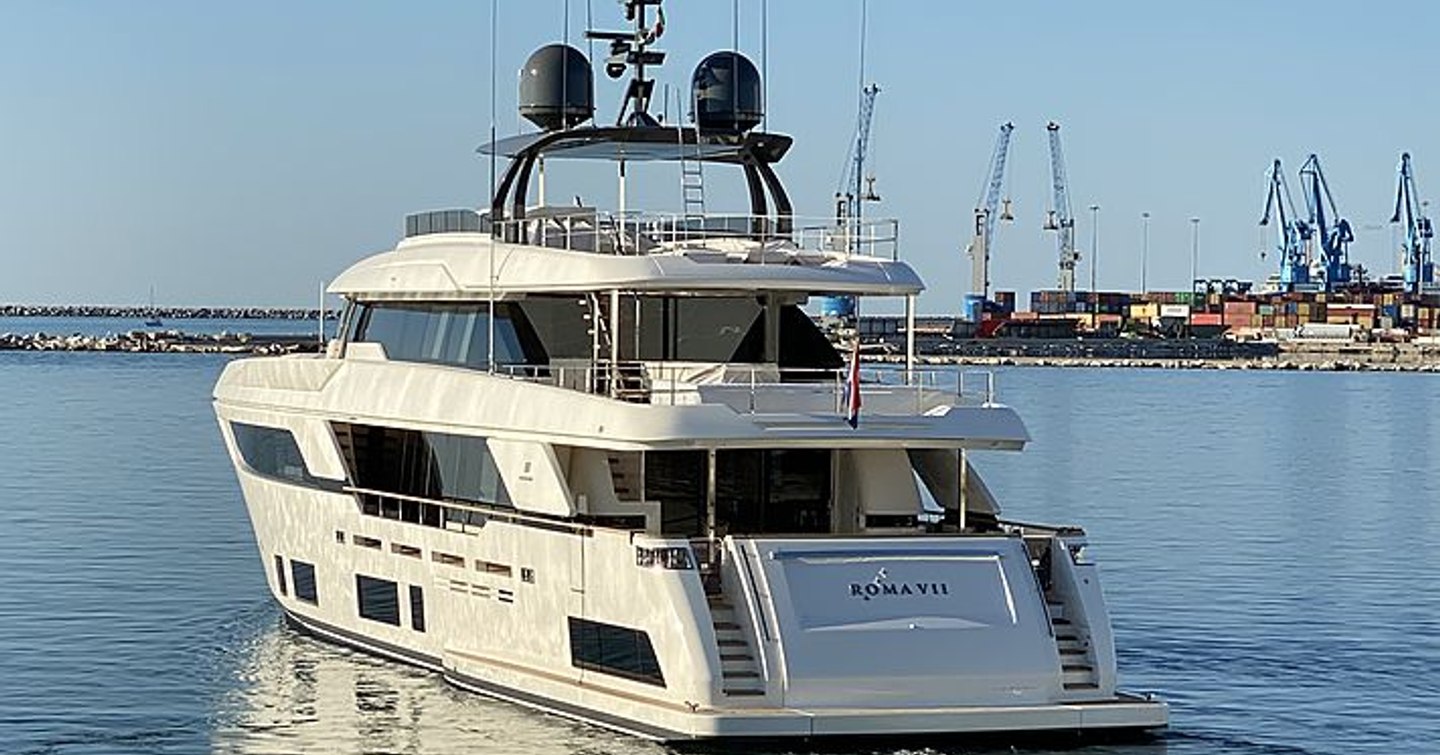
top-left (463, 208), bottom-right (901, 262)
top-left (491, 360), bottom-right (999, 410)
top-left (344, 485), bottom-right (595, 536)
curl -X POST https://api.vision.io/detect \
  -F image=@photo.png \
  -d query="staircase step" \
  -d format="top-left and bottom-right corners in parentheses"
top-left (713, 621), bottom-right (741, 631)
top-left (1063, 681), bottom-right (1100, 692)
top-left (720, 652), bottom-right (753, 661)
top-left (722, 669), bottom-right (761, 679)
top-left (717, 638), bottom-right (749, 648)
top-left (723, 687), bottom-right (766, 696)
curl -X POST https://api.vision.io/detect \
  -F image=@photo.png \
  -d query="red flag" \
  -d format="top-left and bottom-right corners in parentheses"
top-left (845, 339), bottom-right (862, 428)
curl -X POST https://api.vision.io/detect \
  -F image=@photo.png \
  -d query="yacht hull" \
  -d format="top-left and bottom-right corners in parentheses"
top-left (285, 606), bottom-right (1164, 741)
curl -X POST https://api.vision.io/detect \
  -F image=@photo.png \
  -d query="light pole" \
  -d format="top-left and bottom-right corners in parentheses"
top-left (1089, 204), bottom-right (1100, 319)
top-left (1141, 212), bottom-right (1151, 294)
top-left (1189, 217), bottom-right (1201, 292)
top-left (1189, 217), bottom-right (1201, 324)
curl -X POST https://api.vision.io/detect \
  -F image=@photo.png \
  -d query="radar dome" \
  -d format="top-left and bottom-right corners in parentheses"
top-left (691, 51), bottom-right (763, 133)
top-left (519, 44), bottom-right (594, 131)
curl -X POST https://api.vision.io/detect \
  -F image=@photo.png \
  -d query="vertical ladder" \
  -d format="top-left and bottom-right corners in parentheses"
top-left (678, 121), bottom-right (706, 221)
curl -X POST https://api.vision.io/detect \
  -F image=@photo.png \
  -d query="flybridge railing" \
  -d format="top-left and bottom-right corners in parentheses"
top-left (403, 207), bottom-right (900, 261)
top-left (493, 361), bottom-right (997, 413)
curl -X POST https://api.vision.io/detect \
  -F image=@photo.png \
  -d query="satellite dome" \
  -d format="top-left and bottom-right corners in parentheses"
top-left (519, 44), bottom-right (594, 131)
top-left (691, 51), bottom-right (763, 133)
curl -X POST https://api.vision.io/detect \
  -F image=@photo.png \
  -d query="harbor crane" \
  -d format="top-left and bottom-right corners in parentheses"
top-left (1297, 154), bottom-right (1354, 289)
top-left (1043, 122), bottom-right (1079, 291)
top-left (818, 83), bottom-right (880, 323)
top-left (965, 122), bottom-right (1014, 320)
top-left (1259, 158), bottom-right (1314, 290)
top-left (1391, 152), bottom-right (1435, 295)
top-left (835, 83), bottom-right (881, 234)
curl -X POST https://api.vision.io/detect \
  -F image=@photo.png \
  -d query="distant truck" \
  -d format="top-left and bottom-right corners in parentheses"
top-left (1292, 322), bottom-right (1362, 342)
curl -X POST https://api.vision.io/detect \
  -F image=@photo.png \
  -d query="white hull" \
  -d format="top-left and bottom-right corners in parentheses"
top-left (221, 444), bottom-right (1166, 741)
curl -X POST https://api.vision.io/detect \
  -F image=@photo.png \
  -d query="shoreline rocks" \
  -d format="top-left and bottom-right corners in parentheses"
top-left (0, 330), bottom-right (321, 355)
top-left (0, 304), bottom-right (336, 320)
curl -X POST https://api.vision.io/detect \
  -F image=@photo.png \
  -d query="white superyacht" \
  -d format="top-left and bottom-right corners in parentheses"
top-left (213, 1), bottom-right (1168, 740)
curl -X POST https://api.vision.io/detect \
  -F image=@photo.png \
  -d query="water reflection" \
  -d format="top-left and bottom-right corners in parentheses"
top-left (212, 616), bottom-right (1170, 755)
top-left (211, 615), bottom-right (650, 755)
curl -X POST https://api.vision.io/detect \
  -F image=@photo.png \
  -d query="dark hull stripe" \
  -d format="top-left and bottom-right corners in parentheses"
top-left (444, 668), bottom-right (684, 741)
top-left (284, 609), bottom-right (443, 671)
top-left (280, 610), bottom-right (1161, 743)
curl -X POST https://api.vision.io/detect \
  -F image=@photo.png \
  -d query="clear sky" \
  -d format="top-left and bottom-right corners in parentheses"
top-left (2, 1), bottom-right (1437, 312)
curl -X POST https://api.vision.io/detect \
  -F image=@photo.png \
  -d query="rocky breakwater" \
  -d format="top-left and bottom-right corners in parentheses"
top-left (0, 304), bottom-right (332, 321)
top-left (0, 329), bottom-right (320, 355)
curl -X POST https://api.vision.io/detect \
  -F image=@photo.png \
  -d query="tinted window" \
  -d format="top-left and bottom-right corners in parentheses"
top-left (568, 617), bottom-right (665, 686)
top-left (645, 451), bottom-right (706, 536)
top-left (231, 422), bottom-right (317, 486)
top-left (631, 297), bottom-right (761, 362)
top-left (354, 302), bottom-right (541, 367)
top-left (357, 575), bottom-right (400, 626)
top-left (274, 555), bottom-right (287, 596)
top-left (716, 449), bottom-right (831, 534)
top-left (292, 561), bottom-right (318, 604)
top-left (409, 585), bottom-right (426, 632)
top-left (518, 296), bottom-right (593, 360)
top-left (334, 423), bottom-right (510, 507)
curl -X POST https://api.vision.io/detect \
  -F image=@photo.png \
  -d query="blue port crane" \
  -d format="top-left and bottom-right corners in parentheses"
top-left (1259, 158), bottom-right (1313, 290)
top-left (835, 83), bottom-right (881, 234)
top-left (818, 83), bottom-right (881, 323)
top-left (1391, 152), bottom-right (1435, 295)
top-left (1297, 154), bottom-right (1354, 289)
top-left (965, 122), bottom-right (1014, 319)
top-left (1044, 122), bottom-right (1078, 291)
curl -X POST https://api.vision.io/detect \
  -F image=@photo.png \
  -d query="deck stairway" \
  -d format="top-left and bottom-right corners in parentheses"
top-left (605, 452), bottom-right (641, 501)
top-left (1047, 595), bottom-right (1100, 694)
top-left (707, 596), bottom-right (764, 697)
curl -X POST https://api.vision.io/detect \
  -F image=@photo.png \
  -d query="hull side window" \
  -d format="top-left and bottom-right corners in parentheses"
top-left (292, 561), bottom-right (318, 605)
top-left (567, 617), bottom-right (665, 687)
top-left (357, 575), bottom-right (400, 626)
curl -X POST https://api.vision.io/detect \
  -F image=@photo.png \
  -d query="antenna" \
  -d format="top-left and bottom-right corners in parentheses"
top-left (585, 0), bottom-right (667, 126)
top-left (761, 0), bottom-right (768, 129)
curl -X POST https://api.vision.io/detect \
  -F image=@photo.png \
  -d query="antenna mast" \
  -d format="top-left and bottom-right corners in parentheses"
top-left (585, 0), bottom-right (667, 126)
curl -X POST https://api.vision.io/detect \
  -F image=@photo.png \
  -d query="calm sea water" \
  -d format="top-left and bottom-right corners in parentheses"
top-left (0, 351), bottom-right (1435, 755)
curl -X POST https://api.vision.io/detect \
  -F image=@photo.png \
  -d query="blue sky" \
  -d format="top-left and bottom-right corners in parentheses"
top-left (1, 1), bottom-right (1437, 311)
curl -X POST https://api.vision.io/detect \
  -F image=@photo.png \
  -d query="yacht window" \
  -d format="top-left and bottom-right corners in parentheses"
top-left (622, 298), bottom-right (840, 370)
top-left (518, 296), bottom-right (593, 360)
top-left (409, 585), bottom-right (426, 632)
top-left (631, 297), bottom-right (761, 362)
top-left (567, 617), bottom-right (665, 687)
top-left (356, 575), bottom-right (401, 626)
top-left (291, 561), bottom-right (318, 604)
top-left (716, 449), bottom-right (832, 534)
top-left (644, 451), bottom-right (707, 536)
top-left (274, 555), bottom-right (287, 596)
top-left (352, 302), bottom-right (542, 368)
top-left (231, 423), bottom-right (320, 487)
top-left (334, 423), bottom-right (511, 508)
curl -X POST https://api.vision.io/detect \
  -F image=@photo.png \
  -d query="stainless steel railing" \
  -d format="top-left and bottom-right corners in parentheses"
top-left (430, 207), bottom-right (900, 261)
top-left (492, 361), bottom-right (997, 412)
